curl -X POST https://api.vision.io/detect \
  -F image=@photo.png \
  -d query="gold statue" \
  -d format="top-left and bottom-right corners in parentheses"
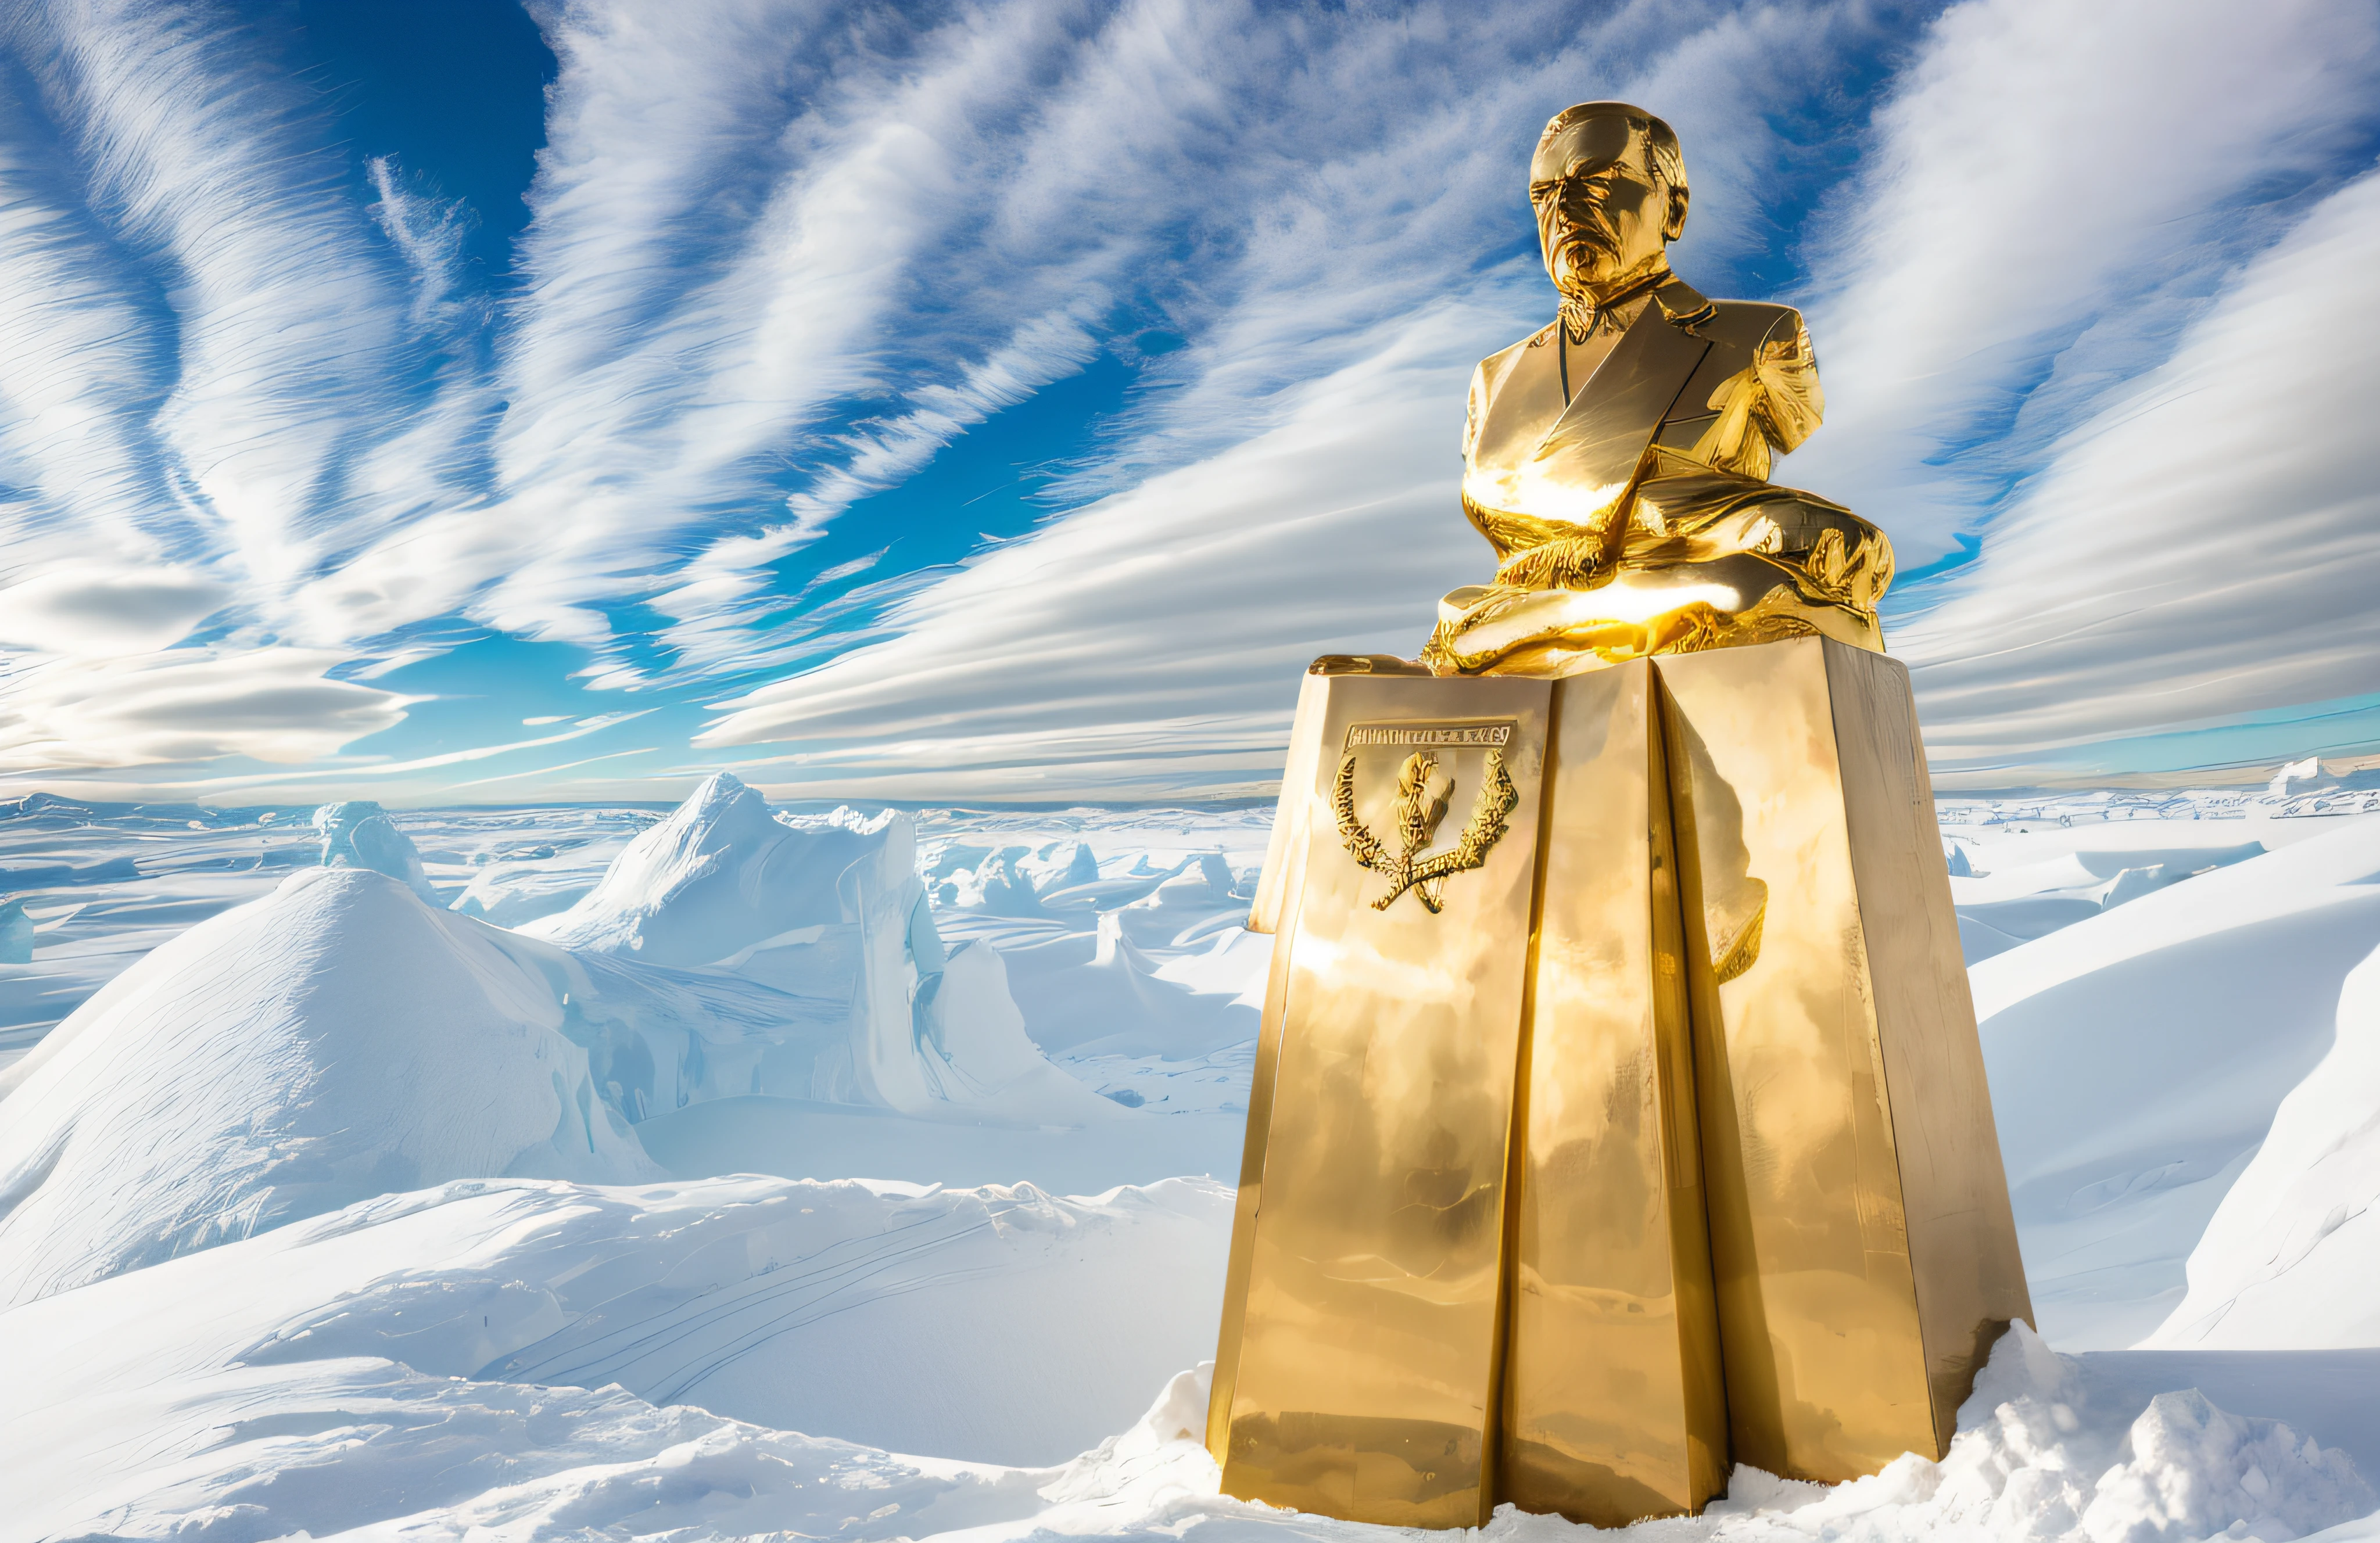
top-left (1207, 101), bottom-right (2030, 1535)
top-left (1423, 102), bottom-right (1893, 677)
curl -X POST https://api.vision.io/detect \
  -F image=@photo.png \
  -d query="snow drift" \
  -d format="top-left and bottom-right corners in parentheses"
top-left (0, 788), bottom-right (1164, 1318)
top-left (0, 774), bottom-right (1167, 1315)
top-left (223, 1174), bottom-right (1230, 1465)
top-left (0, 866), bottom-right (652, 1308)
top-left (1001, 911), bottom-right (1262, 1060)
top-left (2148, 933), bottom-right (2380, 1348)
top-left (1974, 813), bottom-right (2380, 1347)
top-left (5, 1180), bottom-right (2373, 1543)
top-left (1948, 833), bottom-right (2268, 963)
top-left (0, 1170), bottom-right (1234, 1538)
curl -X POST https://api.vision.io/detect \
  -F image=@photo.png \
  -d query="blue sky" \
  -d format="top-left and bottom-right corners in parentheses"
top-left (2, 0), bottom-right (2378, 805)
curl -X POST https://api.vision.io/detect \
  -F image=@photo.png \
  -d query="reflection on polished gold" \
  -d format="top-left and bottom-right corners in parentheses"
top-left (1501, 662), bottom-right (1726, 1524)
top-left (1215, 676), bottom-right (1551, 1528)
top-left (1421, 102), bottom-right (1892, 677)
top-left (1658, 637), bottom-right (2032, 1478)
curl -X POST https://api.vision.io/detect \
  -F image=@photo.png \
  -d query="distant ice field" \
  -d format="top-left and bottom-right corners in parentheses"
top-left (0, 792), bottom-right (1275, 1071)
top-left (3, 780), bottom-right (2364, 1063)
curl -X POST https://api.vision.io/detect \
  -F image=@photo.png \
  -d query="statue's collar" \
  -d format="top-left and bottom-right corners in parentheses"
top-left (1558, 267), bottom-right (1717, 340)
top-left (1649, 275), bottom-right (1718, 329)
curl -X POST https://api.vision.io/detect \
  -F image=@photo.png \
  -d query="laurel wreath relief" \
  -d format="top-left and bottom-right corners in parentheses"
top-left (1334, 747), bottom-right (1518, 913)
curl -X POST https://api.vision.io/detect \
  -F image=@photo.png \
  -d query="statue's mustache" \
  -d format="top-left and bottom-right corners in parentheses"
top-left (1550, 219), bottom-right (1619, 261)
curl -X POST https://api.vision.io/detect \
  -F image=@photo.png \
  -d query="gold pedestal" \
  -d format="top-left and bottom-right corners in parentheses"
top-left (1212, 675), bottom-right (1553, 1528)
top-left (1210, 636), bottom-right (2030, 1527)
top-left (1504, 661), bottom-right (1727, 1523)
top-left (1660, 639), bottom-right (2031, 1478)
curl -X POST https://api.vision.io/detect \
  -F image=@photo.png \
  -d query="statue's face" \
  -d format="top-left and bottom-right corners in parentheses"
top-left (1529, 114), bottom-right (1683, 296)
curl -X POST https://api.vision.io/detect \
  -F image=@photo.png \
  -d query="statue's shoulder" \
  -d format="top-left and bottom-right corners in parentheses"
top-left (1464, 322), bottom-right (1559, 457)
top-left (1654, 282), bottom-right (1828, 461)
top-left (1657, 279), bottom-right (1802, 352)
top-left (1475, 321), bottom-right (1558, 384)
top-left (1697, 299), bottom-right (1802, 350)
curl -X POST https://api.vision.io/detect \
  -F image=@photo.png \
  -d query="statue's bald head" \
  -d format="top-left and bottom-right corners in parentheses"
top-left (1529, 102), bottom-right (1690, 302)
top-left (1533, 104), bottom-right (1686, 206)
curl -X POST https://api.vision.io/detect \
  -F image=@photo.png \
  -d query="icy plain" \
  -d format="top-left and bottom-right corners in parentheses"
top-left (3, 776), bottom-right (2379, 1540)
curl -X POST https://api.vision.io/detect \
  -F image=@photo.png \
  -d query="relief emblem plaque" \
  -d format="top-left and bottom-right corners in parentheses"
top-left (1332, 722), bottom-right (1519, 914)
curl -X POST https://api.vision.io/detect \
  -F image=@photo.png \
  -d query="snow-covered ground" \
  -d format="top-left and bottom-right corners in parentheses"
top-left (1942, 794), bottom-right (2380, 1351)
top-left (4, 776), bottom-right (2380, 1540)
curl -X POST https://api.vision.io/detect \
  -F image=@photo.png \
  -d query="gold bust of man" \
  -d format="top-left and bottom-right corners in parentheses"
top-left (1422, 102), bottom-right (1894, 677)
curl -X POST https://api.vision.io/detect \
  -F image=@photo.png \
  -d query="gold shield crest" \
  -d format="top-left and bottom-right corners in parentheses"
top-left (1334, 722), bottom-right (1519, 913)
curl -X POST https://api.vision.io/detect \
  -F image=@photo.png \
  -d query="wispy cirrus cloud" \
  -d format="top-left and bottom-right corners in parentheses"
top-left (693, 0), bottom-right (1923, 791)
top-left (1897, 162), bottom-right (2380, 781)
top-left (0, 67), bottom-right (180, 580)
top-left (697, 299), bottom-right (1511, 794)
top-left (0, 0), bottom-right (472, 772)
top-left (700, 0), bottom-right (2380, 798)
top-left (1786, 0), bottom-right (2380, 570)
top-left (15, 0), bottom-right (474, 605)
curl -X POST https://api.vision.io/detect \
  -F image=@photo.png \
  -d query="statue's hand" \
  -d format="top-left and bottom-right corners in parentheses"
top-left (1493, 533), bottom-right (1614, 592)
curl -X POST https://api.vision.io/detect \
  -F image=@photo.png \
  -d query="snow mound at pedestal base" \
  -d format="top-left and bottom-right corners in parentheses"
top-left (0, 867), bottom-right (651, 1308)
top-left (1480, 1326), bottom-right (2371, 1543)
